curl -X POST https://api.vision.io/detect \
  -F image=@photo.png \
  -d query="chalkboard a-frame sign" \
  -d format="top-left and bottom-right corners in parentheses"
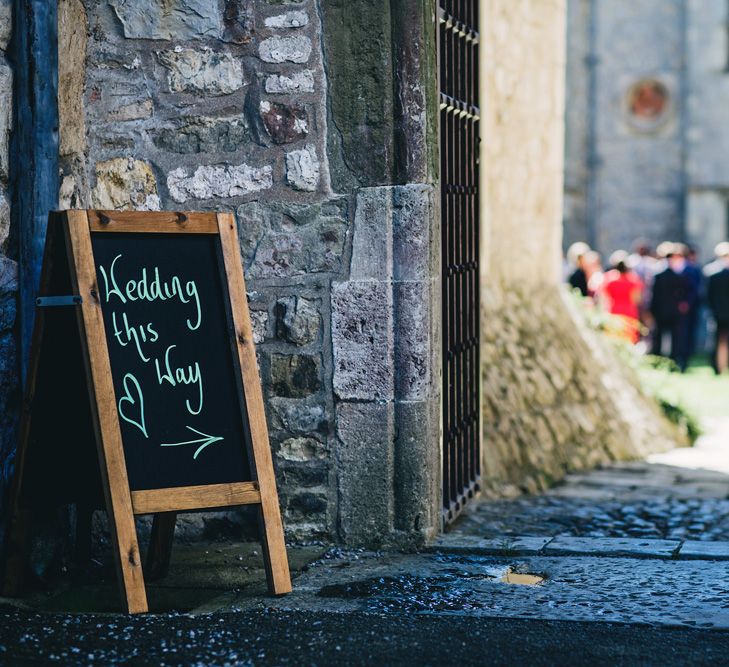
top-left (2, 210), bottom-right (291, 613)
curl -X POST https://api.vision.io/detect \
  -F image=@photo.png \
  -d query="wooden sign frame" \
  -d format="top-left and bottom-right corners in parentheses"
top-left (2, 210), bottom-right (291, 613)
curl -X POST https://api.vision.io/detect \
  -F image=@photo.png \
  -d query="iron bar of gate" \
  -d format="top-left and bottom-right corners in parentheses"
top-left (439, 0), bottom-right (480, 525)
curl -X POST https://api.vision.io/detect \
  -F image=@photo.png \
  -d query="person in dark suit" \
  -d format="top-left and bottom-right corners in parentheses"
top-left (681, 245), bottom-right (703, 358)
top-left (706, 242), bottom-right (729, 375)
top-left (650, 244), bottom-right (692, 371)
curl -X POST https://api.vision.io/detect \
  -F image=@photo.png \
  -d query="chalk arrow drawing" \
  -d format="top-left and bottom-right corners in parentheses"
top-left (160, 426), bottom-right (224, 460)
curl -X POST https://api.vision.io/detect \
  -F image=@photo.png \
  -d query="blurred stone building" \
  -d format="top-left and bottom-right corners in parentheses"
top-left (0, 0), bottom-right (679, 557)
top-left (565, 0), bottom-right (729, 260)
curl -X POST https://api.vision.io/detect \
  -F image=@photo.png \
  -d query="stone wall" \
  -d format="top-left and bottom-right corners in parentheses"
top-left (564, 0), bottom-right (686, 256)
top-left (0, 0), bottom-right (16, 482)
top-left (685, 0), bottom-right (729, 259)
top-left (563, 0), bottom-right (590, 249)
top-left (480, 0), bottom-right (566, 284)
top-left (565, 0), bottom-right (729, 261)
top-left (0, 0), bottom-right (687, 552)
top-left (481, 287), bottom-right (680, 496)
top-left (57, 0), bottom-right (340, 543)
top-left (54, 0), bottom-right (441, 547)
top-left (480, 0), bottom-right (679, 497)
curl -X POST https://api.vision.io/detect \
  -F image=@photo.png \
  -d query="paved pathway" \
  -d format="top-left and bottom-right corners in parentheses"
top-left (648, 417), bottom-right (729, 474)
top-left (233, 419), bottom-right (729, 638)
top-left (249, 549), bottom-right (729, 630)
top-left (3, 418), bottom-right (729, 664)
top-left (450, 417), bottom-right (729, 542)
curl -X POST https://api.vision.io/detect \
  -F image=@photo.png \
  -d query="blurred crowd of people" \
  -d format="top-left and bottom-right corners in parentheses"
top-left (565, 239), bottom-right (729, 374)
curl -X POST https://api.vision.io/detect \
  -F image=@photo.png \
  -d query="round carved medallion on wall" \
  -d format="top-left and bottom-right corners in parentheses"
top-left (625, 79), bottom-right (671, 131)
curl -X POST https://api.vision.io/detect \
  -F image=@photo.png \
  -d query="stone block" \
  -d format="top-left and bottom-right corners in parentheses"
top-left (265, 71), bottom-right (315, 94)
top-left (287, 490), bottom-right (327, 515)
top-left (350, 187), bottom-right (393, 281)
top-left (332, 280), bottom-right (393, 401)
top-left (247, 221), bottom-right (343, 278)
top-left (544, 536), bottom-right (680, 558)
top-left (0, 255), bottom-right (17, 295)
top-left (428, 535), bottom-right (553, 556)
top-left (259, 35), bottom-right (312, 63)
top-left (106, 99), bottom-right (153, 122)
top-left (260, 101), bottom-right (308, 145)
top-left (348, 184), bottom-right (436, 283)
top-left (264, 11), bottom-right (309, 29)
top-left (277, 437), bottom-right (326, 462)
top-left (153, 117), bottom-right (251, 154)
top-left (84, 48), bottom-right (150, 126)
top-left (678, 541), bottom-right (729, 560)
top-left (167, 163), bottom-right (272, 203)
top-left (237, 200), bottom-right (347, 278)
top-left (0, 0), bottom-right (10, 51)
top-left (58, 0), bottom-right (87, 158)
top-left (92, 158), bottom-right (160, 211)
top-left (285, 144), bottom-right (320, 191)
top-left (394, 281), bottom-right (433, 401)
top-left (0, 58), bottom-right (10, 180)
top-left (393, 399), bottom-right (439, 535)
top-left (271, 354), bottom-right (322, 398)
top-left (267, 397), bottom-right (328, 435)
top-left (336, 401), bottom-right (394, 546)
top-left (58, 174), bottom-right (77, 210)
top-left (279, 461), bottom-right (328, 487)
top-left (392, 184), bottom-right (435, 282)
top-left (158, 48), bottom-right (246, 95)
top-left (275, 296), bottom-right (320, 345)
top-left (0, 189), bottom-right (8, 250)
top-left (320, 0), bottom-right (396, 188)
top-left (222, 0), bottom-right (255, 44)
top-left (110, 0), bottom-right (224, 41)
top-left (249, 309), bottom-right (268, 344)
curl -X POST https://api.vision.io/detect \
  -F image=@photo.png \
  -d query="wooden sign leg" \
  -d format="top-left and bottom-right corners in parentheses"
top-left (216, 213), bottom-right (291, 595)
top-left (256, 497), bottom-right (292, 595)
top-left (146, 512), bottom-right (176, 581)
top-left (64, 212), bottom-right (148, 614)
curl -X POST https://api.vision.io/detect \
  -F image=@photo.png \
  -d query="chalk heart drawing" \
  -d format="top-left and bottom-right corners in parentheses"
top-left (118, 373), bottom-right (148, 438)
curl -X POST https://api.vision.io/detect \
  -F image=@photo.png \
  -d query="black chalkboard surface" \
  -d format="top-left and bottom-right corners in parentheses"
top-left (92, 233), bottom-right (251, 491)
top-left (4, 211), bottom-right (291, 614)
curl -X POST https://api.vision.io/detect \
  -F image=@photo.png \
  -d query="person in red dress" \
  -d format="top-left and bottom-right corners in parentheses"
top-left (600, 250), bottom-right (644, 343)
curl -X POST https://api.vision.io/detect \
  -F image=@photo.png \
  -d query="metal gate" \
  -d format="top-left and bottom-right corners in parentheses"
top-left (439, 0), bottom-right (480, 525)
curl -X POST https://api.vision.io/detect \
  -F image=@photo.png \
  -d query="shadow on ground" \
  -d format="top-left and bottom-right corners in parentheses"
top-left (1, 542), bottom-right (324, 614)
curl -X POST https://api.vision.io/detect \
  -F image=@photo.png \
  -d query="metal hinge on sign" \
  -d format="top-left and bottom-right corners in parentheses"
top-left (36, 296), bottom-right (83, 307)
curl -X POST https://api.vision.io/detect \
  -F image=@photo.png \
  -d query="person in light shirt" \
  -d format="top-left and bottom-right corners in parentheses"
top-left (584, 250), bottom-right (604, 298)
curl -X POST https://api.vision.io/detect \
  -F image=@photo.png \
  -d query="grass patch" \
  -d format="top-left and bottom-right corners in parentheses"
top-left (638, 356), bottom-right (729, 423)
top-left (569, 292), bottom-right (716, 441)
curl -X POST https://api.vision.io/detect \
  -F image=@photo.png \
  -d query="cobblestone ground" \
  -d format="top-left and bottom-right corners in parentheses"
top-left (257, 550), bottom-right (729, 630)
top-left (452, 419), bottom-right (729, 542)
top-left (2, 419), bottom-right (729, 665)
